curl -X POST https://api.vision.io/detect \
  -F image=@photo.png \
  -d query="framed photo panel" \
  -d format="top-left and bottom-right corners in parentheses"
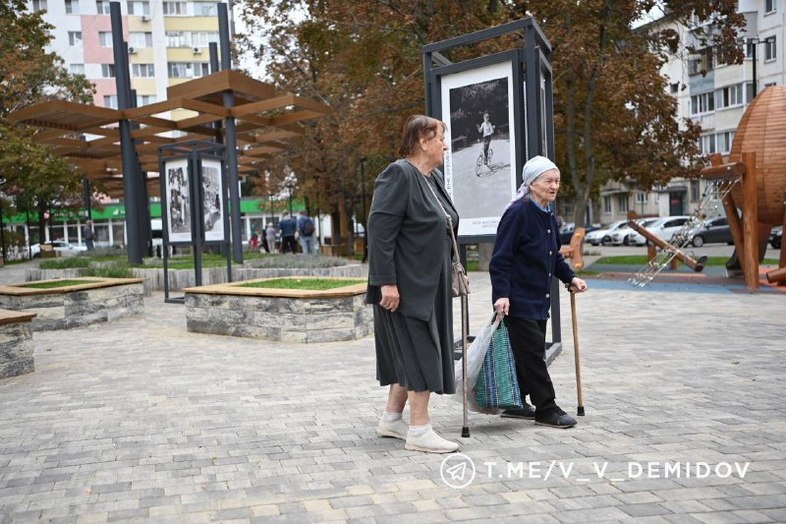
top-left (439, 57), bottom-right (519, 238)
top-left (200, 158), bottom-right (225, 242)
top-left (163, 158), bottom-right (192, 244)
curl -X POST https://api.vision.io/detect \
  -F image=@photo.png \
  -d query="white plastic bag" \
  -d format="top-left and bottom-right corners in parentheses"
top-left (453, 315), bottom-right (501, 413)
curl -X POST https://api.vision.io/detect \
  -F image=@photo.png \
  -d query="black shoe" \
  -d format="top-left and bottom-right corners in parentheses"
top-left (535, 408), bottom-right (577, 429)
top-left (500, 402), bottom-right (536, 420)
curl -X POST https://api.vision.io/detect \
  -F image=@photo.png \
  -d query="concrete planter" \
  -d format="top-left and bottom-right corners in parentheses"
top-left (0, 277), bottom-right (145, 331)
top-left (184, 277), bottom-right (373, 343)
top-left (26, 263), bottom-right (367, 294)
top-left (0, 310), bottom-right (36, 379)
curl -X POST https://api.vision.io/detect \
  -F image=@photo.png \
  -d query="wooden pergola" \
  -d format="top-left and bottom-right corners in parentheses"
top-left (10, 70), bottom-right (330, 198)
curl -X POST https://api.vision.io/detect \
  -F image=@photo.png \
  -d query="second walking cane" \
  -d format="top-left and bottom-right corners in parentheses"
top-left (567, 285), bottom-right (585, 416)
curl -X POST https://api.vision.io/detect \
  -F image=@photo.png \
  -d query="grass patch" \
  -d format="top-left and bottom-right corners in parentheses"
top-left (21, 279), bottom-right (103, 289)
top-left (595, 255), bottom-right (779, 266)
top-left (239, 278), bottom-right (365, 290)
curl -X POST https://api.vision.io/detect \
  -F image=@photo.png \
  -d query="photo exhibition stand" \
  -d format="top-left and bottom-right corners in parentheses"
top-left (159, 141), bottom-right (232, 303)
top-left (422, 18), bottom-right (564, 350)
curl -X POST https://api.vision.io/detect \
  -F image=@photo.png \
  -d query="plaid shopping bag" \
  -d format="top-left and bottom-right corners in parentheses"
top-left (475, 320), bottom-right (523, 410)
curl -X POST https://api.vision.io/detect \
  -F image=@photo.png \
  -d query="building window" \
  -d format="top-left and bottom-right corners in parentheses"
top-left (101, 64), bottom-right (116, 78)
top-left (669, 83), bottom-right (679, 94)
top-left (690, 92), bottom-right (715, 115)
top-left (765, 0), bottom-right (776, 13)
top-left (98, 32), bottom-right (113, 47)
top-left (166, 31), bottom-right (187, 47)
top-left (617, 194), bottom-right (629, 212)
top-left (690, 180), bottom-right (700, 202)
top-left (128, 1), bottom-right (150, 15)
top-left (103, 95), bottom-right (118, 109)
top-left (131, 64), bottom-right (155, 77)
top-left (717, 131), bottom-right (734, 154)
top-left (32, 0), bottom-right (48, 11)
top-left (717, 83), bottom-right (745, 109)
top-left (65, 0), bottom-right (80, 14)
top-left (699, 134), bottom-right (717, 155)
top-left (137, 94), bottom-right (157, 106)
top-left (194, 2), bottom-right (217, 16)
top-left (96, 0), bottom-right (110, 14)
top-left (191, 32), bottom-right (219, 47)
top-left (68, 31), bottom-right (82, 46)
top-left (764, 37), bottom-right (777, 61)
top-left (70, 63), bottom-right (85, 75)
top-left (635, 192), bottom-right (647, 204)
top-left (603, 196), bottom-right (612, 213)
top-left (129, 32), bottom-right (153, 48)
top-left (167, 62), bottom-right (210, 78)
top-left (163, 2), bottom-right (186, 15)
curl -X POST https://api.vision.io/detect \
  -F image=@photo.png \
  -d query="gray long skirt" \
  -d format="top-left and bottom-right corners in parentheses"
top-left (374, 237), bottom-right (455, 395)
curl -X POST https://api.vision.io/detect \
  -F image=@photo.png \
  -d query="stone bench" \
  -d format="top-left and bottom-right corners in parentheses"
top-left (0, 277), bottom-right (145, 331)
top-left (184, 278), bottom-right (373, 343)
top-left (0, 309), bottom-right (37, 379)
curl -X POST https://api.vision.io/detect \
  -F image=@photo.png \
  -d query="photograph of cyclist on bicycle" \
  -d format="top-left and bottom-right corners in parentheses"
top-left (477, 112), bottom-right (495, 166)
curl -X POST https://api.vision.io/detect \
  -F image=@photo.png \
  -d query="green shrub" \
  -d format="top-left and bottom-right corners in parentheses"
top-left (82, 262), bottom-right (133, 278)
top-left (39, 257), bottom-right (91, 269)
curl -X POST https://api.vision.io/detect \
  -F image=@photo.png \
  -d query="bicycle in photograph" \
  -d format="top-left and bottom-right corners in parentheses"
top-left (474, 147), bottom-right (495, 177)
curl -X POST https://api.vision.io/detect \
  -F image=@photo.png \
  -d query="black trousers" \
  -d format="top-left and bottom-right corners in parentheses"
top-left (505, 316), bottom-right (558, 417)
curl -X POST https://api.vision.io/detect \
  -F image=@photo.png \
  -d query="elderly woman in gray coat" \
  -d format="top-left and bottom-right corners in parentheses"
top-left (366, 115), bottom-right (460, 454)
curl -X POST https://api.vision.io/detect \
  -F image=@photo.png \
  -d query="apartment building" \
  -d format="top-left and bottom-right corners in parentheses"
top-left (29, 0), bottom-right (229, 111)
top-left (589, 1), bottom-right (784, 226)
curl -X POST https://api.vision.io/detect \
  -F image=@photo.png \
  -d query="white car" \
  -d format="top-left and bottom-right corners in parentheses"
top-left (646, 216), bottom-right (696, 244)
top-left (625, 218), bottom-right (662, 246)
top-left (585, 220), bottom-right (627, 246)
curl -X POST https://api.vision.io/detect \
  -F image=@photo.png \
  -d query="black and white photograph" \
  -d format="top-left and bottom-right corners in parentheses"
top-left (440, 60), bottom-right (518, 237)
top-left (201, 159), bottom-right (225, 242)
top-left (164, 158), bottom-right (192, 243)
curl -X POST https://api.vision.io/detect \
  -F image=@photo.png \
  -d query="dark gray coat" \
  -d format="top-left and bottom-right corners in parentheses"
top-left (366, 159), bottom-right (459, 321)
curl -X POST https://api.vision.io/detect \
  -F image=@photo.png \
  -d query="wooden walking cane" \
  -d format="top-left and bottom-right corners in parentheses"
top-left (461, 293), bottom-right (470, 437)
top-left (567, 285), bottom-right (585, 416)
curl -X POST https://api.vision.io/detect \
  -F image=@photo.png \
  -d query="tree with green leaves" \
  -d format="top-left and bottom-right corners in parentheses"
top-left (0, 0), bottom-right (94, 250)
top-left (235, 0), bottom-right (745, 239)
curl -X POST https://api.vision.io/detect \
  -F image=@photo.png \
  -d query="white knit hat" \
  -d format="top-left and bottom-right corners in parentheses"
top-left (505, 155), bottom-right (559, 210)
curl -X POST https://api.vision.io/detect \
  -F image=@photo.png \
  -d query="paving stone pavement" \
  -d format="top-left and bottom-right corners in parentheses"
top-left (1, 261), bottom-right (785, 523)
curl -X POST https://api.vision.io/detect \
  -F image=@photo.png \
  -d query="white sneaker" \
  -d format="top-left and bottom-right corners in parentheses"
top-left (376, 418), bottom-right (408, 440)
top-left (404, 428), bottom-right (459, 453)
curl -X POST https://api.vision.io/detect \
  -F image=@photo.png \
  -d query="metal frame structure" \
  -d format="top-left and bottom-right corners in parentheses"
top-left (422, 19), bottom-right (564, 344)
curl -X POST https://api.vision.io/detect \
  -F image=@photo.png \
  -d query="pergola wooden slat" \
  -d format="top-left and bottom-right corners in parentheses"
top-left (9, 70), bottom-right (330, 198)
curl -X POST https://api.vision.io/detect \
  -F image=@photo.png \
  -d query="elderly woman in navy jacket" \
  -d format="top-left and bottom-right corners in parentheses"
top-left (366, 115), bottom-right (461, 454)
top-left (490, 156), bottom-right (588, 429)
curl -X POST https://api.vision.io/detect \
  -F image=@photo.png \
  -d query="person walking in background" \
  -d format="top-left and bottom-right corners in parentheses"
top-left (490, 155), bottom-right (588, 429)
top-left (265, 223), bottom-right (277, 254)
top-left (367, 114), bottom-right (460, 454)
top-left (278, 212), bottom-right (298, 253)
top-left (82, 220), bottom-right (95, 251)
top-left (296, 210), bottom-right (317, 255)
top-left (476, 112), bottom-right (495, 165)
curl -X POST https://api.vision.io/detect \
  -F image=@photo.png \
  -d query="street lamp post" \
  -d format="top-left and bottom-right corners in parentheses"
top-left (360, 157), bottom-right (368, 262)
top-left (314, 175), bottom-right (321, 244)
top-left (287, 183), bottom-right (294, 215)
top-left (268, 191), bottom-right (274, 226)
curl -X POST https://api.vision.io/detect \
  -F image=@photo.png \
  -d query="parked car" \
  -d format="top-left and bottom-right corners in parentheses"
top-left (585, 220), bottom-right (627, 246)
top-left (559, 222), bottom-right (599, 245)
top-left (771, 226), bottom-right (783, 249)
top-left (683, 216), bottom-right (734, 247)
top-left (645, 215), bottom-right (695, 243)
top-left (625, 218), bottom-right (662, 246)
top-left (50, 240), bottom-right (88, 256)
